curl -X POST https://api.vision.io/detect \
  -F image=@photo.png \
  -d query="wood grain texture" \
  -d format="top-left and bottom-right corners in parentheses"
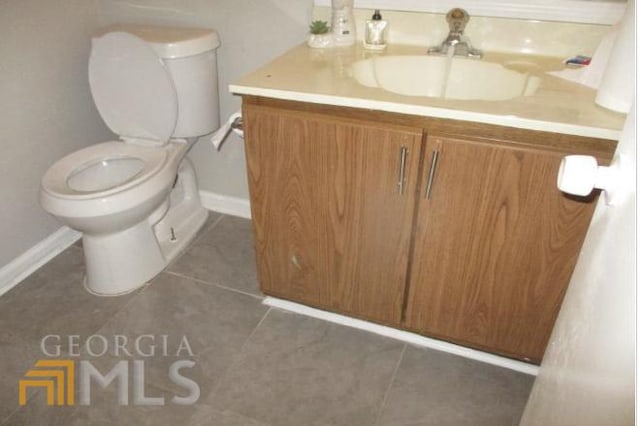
top-left (404, 134), bottom-right (600, 362)
top-left (242, 96), bottom-right (614, 363)
top-left (243, 96), bottom-right (616, 159)
top-left (243, 104), bottom-right (423, 325)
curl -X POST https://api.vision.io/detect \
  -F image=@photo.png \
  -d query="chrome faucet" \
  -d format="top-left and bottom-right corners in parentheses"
top-left (428, 8), bottom-right (482, 59)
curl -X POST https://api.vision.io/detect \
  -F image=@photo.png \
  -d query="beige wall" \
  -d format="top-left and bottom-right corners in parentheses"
top-left (520, 109), bottom-right (635, 426)
top-left (0, 0), bottom-right (311, 269)
top-left (0, 0), bottom-right (113, 267)
top-left (521, 6), bottom-right (635, 423)
top-left (98, 0), bottom-right (314, 199)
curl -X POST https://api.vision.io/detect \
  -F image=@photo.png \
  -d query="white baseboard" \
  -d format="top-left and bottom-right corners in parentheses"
top-left (0, 190), bottom-right (248, 298)
top-left (199, 190), bottom-right (251, 219)
top-left (264, 296), bottom-right (539, 376)
top-left (0, 227), bottom-right (82, 297)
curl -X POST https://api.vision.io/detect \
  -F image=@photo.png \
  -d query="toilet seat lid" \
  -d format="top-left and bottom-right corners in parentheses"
top-left (89, 32), bottom-right (178, 144)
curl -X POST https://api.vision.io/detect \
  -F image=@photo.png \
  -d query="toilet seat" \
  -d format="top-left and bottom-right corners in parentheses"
top-left (41, 141), bottom-right (168, 200)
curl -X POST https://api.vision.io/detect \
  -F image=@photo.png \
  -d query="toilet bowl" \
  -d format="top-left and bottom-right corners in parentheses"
top-left (41, 141), bottom-right (173, 233)
top-left (40, 140), bottom-right (204, 296)
top-left (39, 25), bottom-right (221, 295)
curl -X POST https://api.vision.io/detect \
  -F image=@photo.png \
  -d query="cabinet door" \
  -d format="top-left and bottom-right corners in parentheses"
top-left (405, 135), bottom-right (598, 362)
top-left (244, 105), bottom-right (423, 325)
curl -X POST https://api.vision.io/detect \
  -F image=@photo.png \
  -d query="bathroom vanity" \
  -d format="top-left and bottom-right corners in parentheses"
top-left (231, 44), bottom-right (624, 364)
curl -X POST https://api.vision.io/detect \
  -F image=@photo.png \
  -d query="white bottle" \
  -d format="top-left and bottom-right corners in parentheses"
top-left (364, 9), bottom-right (388, 51)
top-left (331, 0), bottom-right (356, 46)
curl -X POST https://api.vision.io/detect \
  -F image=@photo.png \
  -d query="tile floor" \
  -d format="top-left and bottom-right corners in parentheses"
top-left (0, 214), bottom-right (534, 425)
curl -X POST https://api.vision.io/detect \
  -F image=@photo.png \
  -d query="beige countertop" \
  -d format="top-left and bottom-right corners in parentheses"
top-left (230, 44), bottom-right (625, 141)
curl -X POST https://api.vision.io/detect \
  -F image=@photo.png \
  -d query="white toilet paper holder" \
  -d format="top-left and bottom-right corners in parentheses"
top-left (210, 112), bottom-right (244, 150)
top-left (231, 116), bottom-right (243, 131)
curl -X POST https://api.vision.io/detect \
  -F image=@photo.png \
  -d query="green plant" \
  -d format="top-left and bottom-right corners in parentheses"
top-left (309, 20), bottom-right (330, 35)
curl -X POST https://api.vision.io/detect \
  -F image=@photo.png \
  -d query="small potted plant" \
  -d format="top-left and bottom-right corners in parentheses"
top-left (307, 20), bottom-right (333, 48)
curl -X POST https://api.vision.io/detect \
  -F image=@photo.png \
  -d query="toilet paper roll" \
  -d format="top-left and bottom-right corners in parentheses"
top-left (595, 0), bottom-right (634, 113)
top-left (211, 111), bottom-right (243, 150)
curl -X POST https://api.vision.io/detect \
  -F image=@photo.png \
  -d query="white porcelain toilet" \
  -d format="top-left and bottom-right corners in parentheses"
top-left (40, 24), bottom-right (221, 296)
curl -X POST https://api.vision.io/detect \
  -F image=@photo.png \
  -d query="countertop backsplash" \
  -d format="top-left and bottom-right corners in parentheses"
top-left (313, 6), bottom-right (611, 58)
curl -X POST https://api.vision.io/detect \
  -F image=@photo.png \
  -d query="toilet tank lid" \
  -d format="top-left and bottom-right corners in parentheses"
top-left (95, 24), bottom-right (220, 59)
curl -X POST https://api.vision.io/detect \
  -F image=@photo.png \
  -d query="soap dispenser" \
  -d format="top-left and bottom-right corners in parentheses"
top-left (331, 0), bottom-right (356, 46)
top-left (364, 9), bottom-right (388, 50)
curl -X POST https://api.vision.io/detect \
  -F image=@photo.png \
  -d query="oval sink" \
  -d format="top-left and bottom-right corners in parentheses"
top-left (351, 55), bottom-right (540, 101)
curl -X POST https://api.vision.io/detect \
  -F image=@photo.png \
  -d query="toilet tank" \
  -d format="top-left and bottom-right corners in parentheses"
top-left (99, 24), bottom-right (221, 138)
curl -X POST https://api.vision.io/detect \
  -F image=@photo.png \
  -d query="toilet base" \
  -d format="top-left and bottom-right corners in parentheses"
top-left (153, 159), bottom-right (209, 264)
top-left (83, 158), bottom-right (208, 296)
top-left (82, 218), bottom-right (168, 296)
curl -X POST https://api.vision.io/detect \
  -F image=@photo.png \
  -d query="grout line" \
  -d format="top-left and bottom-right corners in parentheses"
top-left (2, 386), bottom-right (44, 425)
top-left (202, 212), bottom-right (227, 234)
top-left (163, 213), bottom-right (227, 271)
top-left (206, 307), bottom-right (272, 400)
top-left (0, 215), bottom-right (241, 424)
top-left (374, 344), bottom-right (407, 426)
top-left (202, 306), bottom-right (272, 361)
top-left (162, 270), bottom-right (265, 301)
top-left (76, 282), bottom-right (155, 356)
top-left (1, 404), bottom-right (20, 425)
top-left (2, 254), bottom-right (149, 425)
top-left (69, 243), bottom-right (84, 252)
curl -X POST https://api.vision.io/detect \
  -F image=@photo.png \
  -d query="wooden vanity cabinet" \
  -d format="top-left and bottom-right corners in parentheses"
top-left (405, 135), bottom-right (601, 361)
top-left (243, 104), bottom-right (423, 326)
top-left (242, 97), bottom-right (614, 363)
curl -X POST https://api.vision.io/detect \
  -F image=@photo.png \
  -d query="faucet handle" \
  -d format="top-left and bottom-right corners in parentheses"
top-left (446, 8), bottom-right (470, 33)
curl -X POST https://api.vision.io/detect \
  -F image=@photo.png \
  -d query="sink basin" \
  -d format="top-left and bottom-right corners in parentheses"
top-left (351, 55), bottom-right (540, 101)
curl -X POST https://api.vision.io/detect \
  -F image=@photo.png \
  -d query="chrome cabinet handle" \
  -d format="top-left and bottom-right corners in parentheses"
top-left (425, 150), bottom-right (440, 199)
top-left (397, 146), bottom-right (408, 195)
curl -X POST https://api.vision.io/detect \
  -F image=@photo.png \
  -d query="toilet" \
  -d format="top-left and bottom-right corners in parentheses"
top-left (39, 24), bottom-right (221, 296)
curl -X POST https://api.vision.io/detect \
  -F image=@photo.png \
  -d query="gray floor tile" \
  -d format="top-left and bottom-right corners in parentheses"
top-left (8, 382), bottom-right (270, 426)
top-left (3, 394), bottom-right (76, 426)
top-left (1, 330), bottom-right (69, 417)
top-left (167, 216), bottom-right (261, 296)
top-left (188, 407), bottom-right (271, 426)
top-left (0, 247), bottom-right (136, 423)
top-left (65, 387), bottom-right (270, 426)
top-left (376, 346), bottom-right (534, 426)
top-left (209, 309), bottom-right (405, 426)
top-left (1, 214), bottom-right (537, 426)
top-left (62, 383), bottom-right (204, 425)
top-left (84, 272), bottom-right (268, 400)
top-left (200, 210), bottom-right (224, 231)
top-left (4, 271), bottom-right (268, 425)
top-left (0, 247), bottom-right (135, 341)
